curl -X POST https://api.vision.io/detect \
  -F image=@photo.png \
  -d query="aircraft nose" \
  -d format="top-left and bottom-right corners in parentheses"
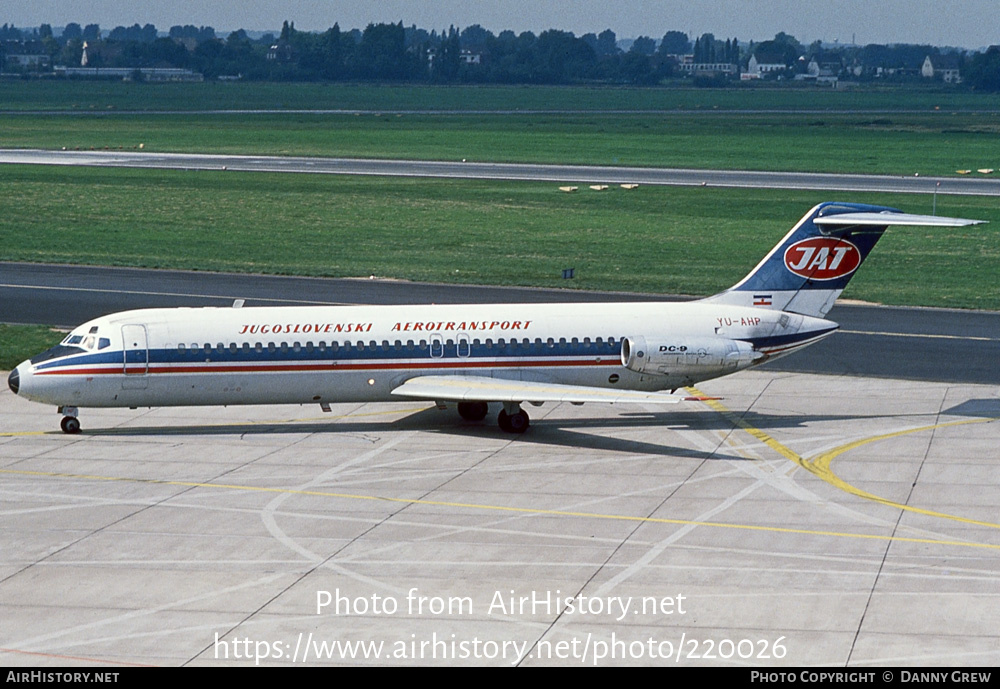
top-left (8, 366), bottom-right (20, 395)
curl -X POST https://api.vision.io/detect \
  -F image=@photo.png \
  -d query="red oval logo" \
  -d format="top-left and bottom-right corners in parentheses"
top-left (783, 237), bottom-right (861, 281)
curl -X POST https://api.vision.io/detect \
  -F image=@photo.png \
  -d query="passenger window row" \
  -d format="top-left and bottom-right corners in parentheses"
top-left (173, 337), bottom-right (622, 355)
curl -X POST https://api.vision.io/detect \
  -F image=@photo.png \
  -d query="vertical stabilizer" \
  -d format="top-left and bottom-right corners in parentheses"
top-left (700, 202), bottom-right (982, 318)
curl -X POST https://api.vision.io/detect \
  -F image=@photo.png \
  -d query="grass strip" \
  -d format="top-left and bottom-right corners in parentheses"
top-left (0, 324), bottom-right (65, 371)
top-left (1, 164), bottom-right (997, 309)
top-left (3, 81), bottom-right (1000, 113)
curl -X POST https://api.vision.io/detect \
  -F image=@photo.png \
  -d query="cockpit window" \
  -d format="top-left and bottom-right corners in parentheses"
top-left (98, 338), bottom-right (111, 350)
top-left (30, 345), bottom-right (86, 365)
top-left (65, 335), bottom-right (84, 345)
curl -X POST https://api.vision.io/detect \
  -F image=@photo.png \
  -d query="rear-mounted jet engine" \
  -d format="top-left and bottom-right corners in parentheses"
top-left (620, 336), bottom-right (762, 376)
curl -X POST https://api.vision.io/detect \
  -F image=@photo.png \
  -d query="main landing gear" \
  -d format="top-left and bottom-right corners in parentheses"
top-left (58, 406), bottom-right (81, 434)
top-left (457, 401), bottom-right (489, 422)
top-left (497, 403), bottom-right (529, 434)
top-left (457, 401), bottom-right (530, 433)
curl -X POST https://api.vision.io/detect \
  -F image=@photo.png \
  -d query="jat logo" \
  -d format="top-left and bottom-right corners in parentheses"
top-left (783, 237), bottom-right (861, 280)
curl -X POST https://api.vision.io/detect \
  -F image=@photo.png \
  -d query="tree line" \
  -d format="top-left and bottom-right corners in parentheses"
top-left (3, 20), bottom-right (999, 90)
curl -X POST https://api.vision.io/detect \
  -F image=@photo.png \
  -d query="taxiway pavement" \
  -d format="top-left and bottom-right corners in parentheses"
top-left (1, 371), bottom-right (998, 666)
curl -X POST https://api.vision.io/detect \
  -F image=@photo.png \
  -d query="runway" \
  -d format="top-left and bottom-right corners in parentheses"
top-left (2, 148), bottom-right (999, 196)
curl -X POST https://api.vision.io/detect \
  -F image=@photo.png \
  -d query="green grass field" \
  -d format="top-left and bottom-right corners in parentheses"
top-left (3, 82), bottom-right (1000, 176)
top-left (3, 81), bottom-right (1000, 112)
top-left (2, 164), bottom-right (997, 308)
top-left (0, 324), bottom-right (64, 370)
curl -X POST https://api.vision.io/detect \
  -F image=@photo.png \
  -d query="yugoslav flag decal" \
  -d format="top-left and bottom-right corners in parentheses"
top-left (783, 237), bottom-right (861, 280)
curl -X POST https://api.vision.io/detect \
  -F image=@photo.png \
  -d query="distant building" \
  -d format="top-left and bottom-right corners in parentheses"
top-left (3, 41), bottom-right (51, 71)
top-left (55, 66), bottom-right (204, 82)
top-left (793, 56), bottom-right (840, 86)
top-left (744, 52), bottom-right (787, 79)
top-left (459, 49), bottom-right (481, 65)
top-left (922, 54), bottom-right (962, 83)
top-left (678, 58), bottom-right (738, 78)
top-left (267, 41), bottom-right (294, 62)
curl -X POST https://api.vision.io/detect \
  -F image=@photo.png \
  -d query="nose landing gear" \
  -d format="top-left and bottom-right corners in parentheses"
top-left (58, 406), bottom-right (81, 434)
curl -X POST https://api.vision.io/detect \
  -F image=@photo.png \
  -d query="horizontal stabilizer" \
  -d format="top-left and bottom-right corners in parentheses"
top-left (392, 375), bottom-right (693, 405)
top-left (703, 202), bottom-right (987, 319)
top-left (814, 212), bottom-right (985, 228)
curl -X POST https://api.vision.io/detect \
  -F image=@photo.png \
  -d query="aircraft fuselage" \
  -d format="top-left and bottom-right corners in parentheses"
top-left (11, 301), bottom-right (833, 410)
top-left (11, 203), bottom-right (982, 434)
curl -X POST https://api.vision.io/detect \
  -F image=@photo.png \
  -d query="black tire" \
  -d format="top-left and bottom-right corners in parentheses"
top-left (498, 409), bottom-right (529, 433)
top-left (507, 410), bottom-right (529, 433)
top-left (458, 401), bottom-right (489, 421)
top-left (60, 416), bottom-right (81, 434)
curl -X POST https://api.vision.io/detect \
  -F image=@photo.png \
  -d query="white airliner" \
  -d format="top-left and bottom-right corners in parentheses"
top-left (8, 202), bottom-right (984, 434)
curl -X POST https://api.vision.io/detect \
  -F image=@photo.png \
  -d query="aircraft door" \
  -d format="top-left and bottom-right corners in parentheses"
top-left (457, 333), bottom-right (471, 358)
top-left (430, 333), bottom-right (444, 358)
top-left (122, 324), bottom-right (149, 389)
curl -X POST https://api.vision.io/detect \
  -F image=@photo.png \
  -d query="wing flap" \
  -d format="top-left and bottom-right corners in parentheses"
top-left (391, 375), bottom-right (695, 405)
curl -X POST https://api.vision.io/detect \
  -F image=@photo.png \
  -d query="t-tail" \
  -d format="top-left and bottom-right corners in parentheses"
top-left (702, 202), bottom-right (985, 318)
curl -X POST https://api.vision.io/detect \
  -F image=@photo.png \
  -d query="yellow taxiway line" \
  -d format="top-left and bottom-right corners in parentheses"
top-left (3, 398), bottom-right (998, 550)
top-left (689, 387), bottom-right (1000, 531)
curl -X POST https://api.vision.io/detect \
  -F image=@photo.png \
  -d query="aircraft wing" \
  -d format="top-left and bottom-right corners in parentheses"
top-left (391, 375), bottom-right (707, 404)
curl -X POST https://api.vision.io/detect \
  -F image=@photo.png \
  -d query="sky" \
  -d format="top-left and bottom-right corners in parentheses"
top-left (6, 1), bottom-right (998, 49)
